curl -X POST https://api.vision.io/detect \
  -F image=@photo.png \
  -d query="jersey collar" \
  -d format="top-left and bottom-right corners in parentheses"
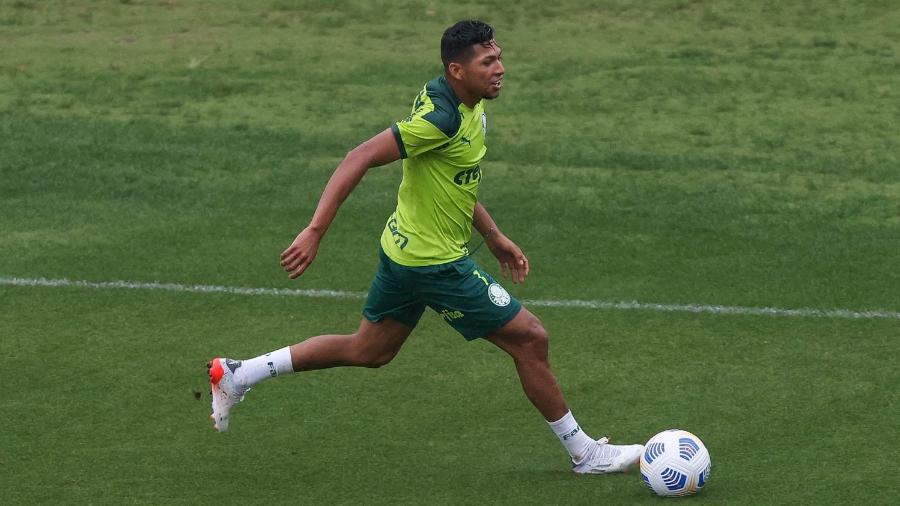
top-left (438, 75), bottom-right (475, 111)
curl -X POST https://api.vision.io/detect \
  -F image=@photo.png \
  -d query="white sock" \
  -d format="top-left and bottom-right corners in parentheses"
top-left (548, 410), bottom-right (595, 462)
top-left (234, 346), bottom-right (294, 388)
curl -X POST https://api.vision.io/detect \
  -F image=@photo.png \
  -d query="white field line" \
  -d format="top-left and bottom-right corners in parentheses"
top-left (0, 276), bottom-right (365, 299)
top-left (2, 276), bottom-right (899, 321)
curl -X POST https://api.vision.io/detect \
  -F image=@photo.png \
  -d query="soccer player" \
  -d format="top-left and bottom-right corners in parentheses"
top-left (208, 20), bottom-right (643, 474)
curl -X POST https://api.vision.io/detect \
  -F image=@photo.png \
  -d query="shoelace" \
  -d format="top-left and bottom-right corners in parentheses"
top-left (573, 437), bottom-right (615, 468)
top-left (594, 437), bottom-right (626, 462)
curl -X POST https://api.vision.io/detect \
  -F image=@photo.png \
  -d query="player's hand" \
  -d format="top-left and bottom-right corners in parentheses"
top-left (486, 232), bottom-right (529, 284)
top-left (280, 227), bottom-right (322, 279)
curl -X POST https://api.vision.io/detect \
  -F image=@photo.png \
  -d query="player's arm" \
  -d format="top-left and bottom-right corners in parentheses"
top-left (473, 201), bottom-right (530, 284)
top-left (281, 129), bottom-right (400, 279)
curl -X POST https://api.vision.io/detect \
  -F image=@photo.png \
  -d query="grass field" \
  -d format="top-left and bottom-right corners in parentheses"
top-left (2, 1), bottom-right (899, 504)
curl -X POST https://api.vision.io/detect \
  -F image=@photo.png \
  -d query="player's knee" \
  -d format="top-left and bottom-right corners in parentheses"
top-left (529, 325), bottom-right (551, 358)
top-left (361, 349), bottom-right (397, 368)
top-left (348, 335), bottom-right (398, 368)
top-left (517, 317), bottom-right (550, 361)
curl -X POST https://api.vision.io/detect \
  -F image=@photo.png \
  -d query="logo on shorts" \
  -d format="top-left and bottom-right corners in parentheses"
top-left (440, 309), bottom-right (465, 322)
top-left (488, 283), bottom-right (511, 307)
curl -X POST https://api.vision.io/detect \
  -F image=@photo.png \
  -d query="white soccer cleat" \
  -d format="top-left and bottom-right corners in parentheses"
top-left (208, 357), bottom-right (248, 432)
top-left (572, 437), bottom-right (644, 474)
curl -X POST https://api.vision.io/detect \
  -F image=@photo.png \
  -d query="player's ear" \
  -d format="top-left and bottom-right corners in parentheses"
top-left (447, 61), bottom-right (464, 81)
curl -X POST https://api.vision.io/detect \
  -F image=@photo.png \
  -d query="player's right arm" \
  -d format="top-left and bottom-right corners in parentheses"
top-left (280, 128), bottom-right (400, 279)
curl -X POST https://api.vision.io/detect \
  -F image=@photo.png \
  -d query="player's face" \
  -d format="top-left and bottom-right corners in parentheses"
top-left (464, 40), bottom-right (504, 100)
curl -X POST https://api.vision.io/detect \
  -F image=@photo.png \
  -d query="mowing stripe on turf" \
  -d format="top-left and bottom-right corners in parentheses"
top-left (2, 276), bottom-right (898, 320)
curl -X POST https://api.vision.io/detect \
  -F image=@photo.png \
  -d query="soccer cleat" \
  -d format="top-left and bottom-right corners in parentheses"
top-left (572, 437), bottom-right (644, 474)
top-left (208, 357), bottom-right (248, 432)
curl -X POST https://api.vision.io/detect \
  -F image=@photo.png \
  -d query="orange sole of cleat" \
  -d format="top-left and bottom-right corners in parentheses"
top-left (208, 358), bottom-right (224, 386)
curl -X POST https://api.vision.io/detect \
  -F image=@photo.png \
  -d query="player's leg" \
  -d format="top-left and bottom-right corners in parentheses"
top-left (209, 248), bottom-right (423, 431)
top-left (290, 317), bottom-right (414, 370)
top-left (415, 258), bottom-right (570, 427)
top-left (427, 257), bottom-right (641, 473)
top-left (416, 259), bottom-right (633, 472)
top-left (486, 307), bottom-right (643, 474)
top-left (208, 318), bottom-right (413, 432)
top-left (218, 317), bottom-right (413, 388)
top-left (233, 316), bottom-right (414, 381)
top-left (485, 307), bottom-right (567, 421)
top-left (485, 308), bottom-right (592, 461)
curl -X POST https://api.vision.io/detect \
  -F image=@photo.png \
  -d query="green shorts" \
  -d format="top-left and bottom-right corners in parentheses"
top-left (363, 248), bottom-right (522, 341)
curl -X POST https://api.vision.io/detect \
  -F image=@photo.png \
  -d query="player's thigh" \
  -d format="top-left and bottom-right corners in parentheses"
top-left (353, 316), bottom-right (415, 356)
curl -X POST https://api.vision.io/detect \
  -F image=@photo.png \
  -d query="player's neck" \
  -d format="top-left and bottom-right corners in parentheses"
top-left (444, 74), bottom-right (480, 109)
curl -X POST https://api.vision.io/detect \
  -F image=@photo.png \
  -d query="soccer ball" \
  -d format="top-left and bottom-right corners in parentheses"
top-left (640, 429), bottom-right (711, 497)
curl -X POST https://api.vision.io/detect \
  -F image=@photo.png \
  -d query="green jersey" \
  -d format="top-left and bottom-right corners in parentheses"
top-left (382, 75), bottom-right (488, 266)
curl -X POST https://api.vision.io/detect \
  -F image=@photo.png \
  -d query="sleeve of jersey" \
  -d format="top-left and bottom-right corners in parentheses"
top-left (391, 113), bottom-right (451, 159)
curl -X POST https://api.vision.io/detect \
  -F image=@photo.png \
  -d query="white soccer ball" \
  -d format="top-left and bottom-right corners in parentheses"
top-left (640, 429), bottom-right (712, 497)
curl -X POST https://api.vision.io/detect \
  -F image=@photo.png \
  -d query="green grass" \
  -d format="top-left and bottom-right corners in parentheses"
top-left (2, 1), bottom-right (899, 504)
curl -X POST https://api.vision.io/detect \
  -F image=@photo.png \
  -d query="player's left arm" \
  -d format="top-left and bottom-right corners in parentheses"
top-left (473, 201), bottom-right (529, 284)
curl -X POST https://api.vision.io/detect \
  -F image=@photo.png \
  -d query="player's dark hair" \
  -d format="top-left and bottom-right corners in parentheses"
top-left (441, 20), bottom-right (495, 71)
